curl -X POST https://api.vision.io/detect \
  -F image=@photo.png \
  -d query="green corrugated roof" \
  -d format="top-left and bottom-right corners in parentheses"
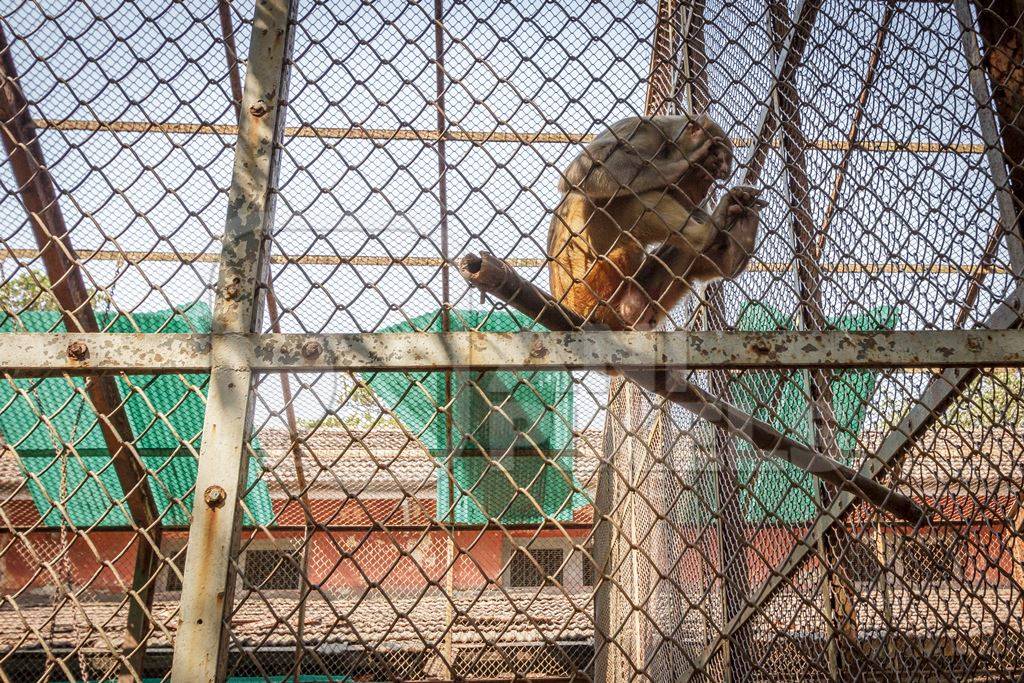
top-left (728, 302), bottom-right (898, 524)
top-left (0, 304), bottom-right (273, 527)
top-left (364, 309), bottom-right (586, 524)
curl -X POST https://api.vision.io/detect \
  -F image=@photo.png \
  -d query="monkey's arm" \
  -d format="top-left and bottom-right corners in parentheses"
top-left (687, 186), bottom-right (766, 281)
top-left (609, 187), bottom-right (766, 329)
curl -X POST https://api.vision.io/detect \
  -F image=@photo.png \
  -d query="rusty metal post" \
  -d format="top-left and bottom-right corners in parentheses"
top-left (974, 0), bottom-right (1024, 249)
top-left (217, 0), bottom-right (245, 122)
top-left (432, 0), bottom-right (459, 676)
top-left (170, 0), bottom-right (297, 679)
top-left (956, 0), bottom-right (1024, 273)
top-left (215, 4), bottom-right (313, 677)
top-left (0, 25), bottom-right (160, 682)
top-left (967, 0), bottom-right (1024, 599)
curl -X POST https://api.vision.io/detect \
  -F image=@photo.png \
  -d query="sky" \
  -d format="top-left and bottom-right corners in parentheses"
top-left (0, 0), bottom-right (1016, 431)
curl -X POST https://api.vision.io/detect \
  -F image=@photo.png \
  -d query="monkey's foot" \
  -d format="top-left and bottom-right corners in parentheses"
top-left (605, 283), bottom-right (660, 331)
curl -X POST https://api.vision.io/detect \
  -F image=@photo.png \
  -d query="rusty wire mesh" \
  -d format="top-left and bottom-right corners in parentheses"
top-left (0, 0), bottom-right (1021, 680)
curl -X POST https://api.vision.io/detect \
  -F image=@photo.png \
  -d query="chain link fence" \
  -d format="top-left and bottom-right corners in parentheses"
top-left (0, 0), bottom-right (1021, 680)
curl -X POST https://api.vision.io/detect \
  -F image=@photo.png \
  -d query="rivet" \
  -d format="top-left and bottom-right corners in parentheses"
top-left (749, 340), bottom-right (772, 355)
top-left (204, 485), bottom-right (226, 509)
top-left (67, 340), bottom-right (89, 361)
top-left (301, 340), bottom-right (323, 359)
top-left (224, 277), bottom-right (242, 300)
top-left (249, 100), bottom-right (269, 117)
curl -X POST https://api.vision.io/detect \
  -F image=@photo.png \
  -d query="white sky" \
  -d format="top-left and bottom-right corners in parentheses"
top-left (0, 0), bottom-right (1015, 429)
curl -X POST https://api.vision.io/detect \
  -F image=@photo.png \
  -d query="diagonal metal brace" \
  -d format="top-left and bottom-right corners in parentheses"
top-left (458, 251), bottom-right (926, 524)
top-left (691, 279), bottom-right (1024, 674)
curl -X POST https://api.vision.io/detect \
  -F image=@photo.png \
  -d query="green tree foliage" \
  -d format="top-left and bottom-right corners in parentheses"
top-left (0, 269), bottom-right (111, 315)
top-left (0, 270), bottom-right (60, 312)
top-left (953, 369), bottom-right (1024, 429)
top-left (886, 369), bottom-right (1024, 431)
top-left (298, 374), bottom-right (396, 431)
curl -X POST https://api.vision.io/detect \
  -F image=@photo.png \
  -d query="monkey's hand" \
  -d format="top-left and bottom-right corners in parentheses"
top-left (690, 133), bottom-right (732, 182)
top-left (708, 185), bottom-right (768, 279)
top-left (710, 186), bottom-right (768, 230)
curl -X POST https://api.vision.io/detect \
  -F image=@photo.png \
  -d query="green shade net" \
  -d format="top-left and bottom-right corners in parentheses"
top-left (364, 309), bottom-right (583, 524)
top-left (0, 304), bottom-right (273, 527)
top-left (727, 302), bottom-right (898, 524)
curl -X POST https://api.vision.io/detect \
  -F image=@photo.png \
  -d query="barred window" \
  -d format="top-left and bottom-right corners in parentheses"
top-left (164, 548), bottom-right (187, 593)
top-left (582, 546), bottom-right (596, 587)
top-left (902, 533), bottom-right (959, 586)
top-left (244, 549), bottom-right (301, 591)
top-left (510, 548), bottom-right (564, 588)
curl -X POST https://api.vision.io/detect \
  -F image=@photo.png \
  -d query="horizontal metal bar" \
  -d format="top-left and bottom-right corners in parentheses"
top-left (35, 117), bottom-right (984, 154)
top-left (0, 334), bottom-right (213, 374)
top-left (1, 246), bottom-right (1011, 276)
top-left (1, 329), bottom-right (1023, 375)
top-left (0, 521), bottom-right (597, 534)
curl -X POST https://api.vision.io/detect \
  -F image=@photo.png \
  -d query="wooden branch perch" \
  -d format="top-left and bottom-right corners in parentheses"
top-left (458, 252), bottom-right (927, 524)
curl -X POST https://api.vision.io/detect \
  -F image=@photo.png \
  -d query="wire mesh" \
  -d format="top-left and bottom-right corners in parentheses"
top-left (0, 0), bottom-right (1020, 680)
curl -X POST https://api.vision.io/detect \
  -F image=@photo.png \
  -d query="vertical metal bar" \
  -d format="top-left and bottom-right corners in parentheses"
top-left (266, 289), bottom-right (314, 682)
top-left (433, 0), bottom-right (457, 676)
top-left (955, 0), bottom-right (1024, 275)
top-left (768, 2), bottom-right (858, 677)
top-left (218, 0), bottom-right (245, 122)
top-left (215, 4), bottom-right (312, 677)
top-left (170, 0), bottom-right (297, 678)
top-left (0, 25), bottom-right (160, 682)
top-left (815, 2), bottom-right (894, 253)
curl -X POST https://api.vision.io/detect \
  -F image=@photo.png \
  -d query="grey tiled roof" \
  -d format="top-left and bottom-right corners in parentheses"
top-left (0, 585), bottom-right (1017, 652)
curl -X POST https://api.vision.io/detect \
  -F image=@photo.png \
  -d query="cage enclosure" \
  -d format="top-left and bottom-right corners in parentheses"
top-left (0, 0), bottom-right (1021, 681)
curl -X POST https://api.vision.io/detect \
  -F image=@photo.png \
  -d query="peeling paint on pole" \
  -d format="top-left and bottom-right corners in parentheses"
top-left (169, 0), bottom-right (298, 680)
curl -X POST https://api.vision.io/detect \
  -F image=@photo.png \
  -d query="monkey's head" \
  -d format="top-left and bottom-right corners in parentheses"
top-left (686, 114), bottom-right (733, 182)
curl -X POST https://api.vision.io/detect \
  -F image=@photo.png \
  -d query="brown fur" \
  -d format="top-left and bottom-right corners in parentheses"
top-left (548, 114), bottom-right (762, 330)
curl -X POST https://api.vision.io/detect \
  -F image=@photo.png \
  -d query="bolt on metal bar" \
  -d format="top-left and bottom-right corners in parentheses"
top-left (169, 0), bottom-right (298, 679)
top-left (0, 25), bottom-right (160, 682)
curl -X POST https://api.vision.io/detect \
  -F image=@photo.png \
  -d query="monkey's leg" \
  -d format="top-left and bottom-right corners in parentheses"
top-left (568, 245), bottom-right (646, 330)
top-left (609, 244), bottom-right (698, 330)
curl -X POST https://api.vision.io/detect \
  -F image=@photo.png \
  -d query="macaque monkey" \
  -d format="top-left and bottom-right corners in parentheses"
top-left (547, 114), bottom-right (766, 330)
